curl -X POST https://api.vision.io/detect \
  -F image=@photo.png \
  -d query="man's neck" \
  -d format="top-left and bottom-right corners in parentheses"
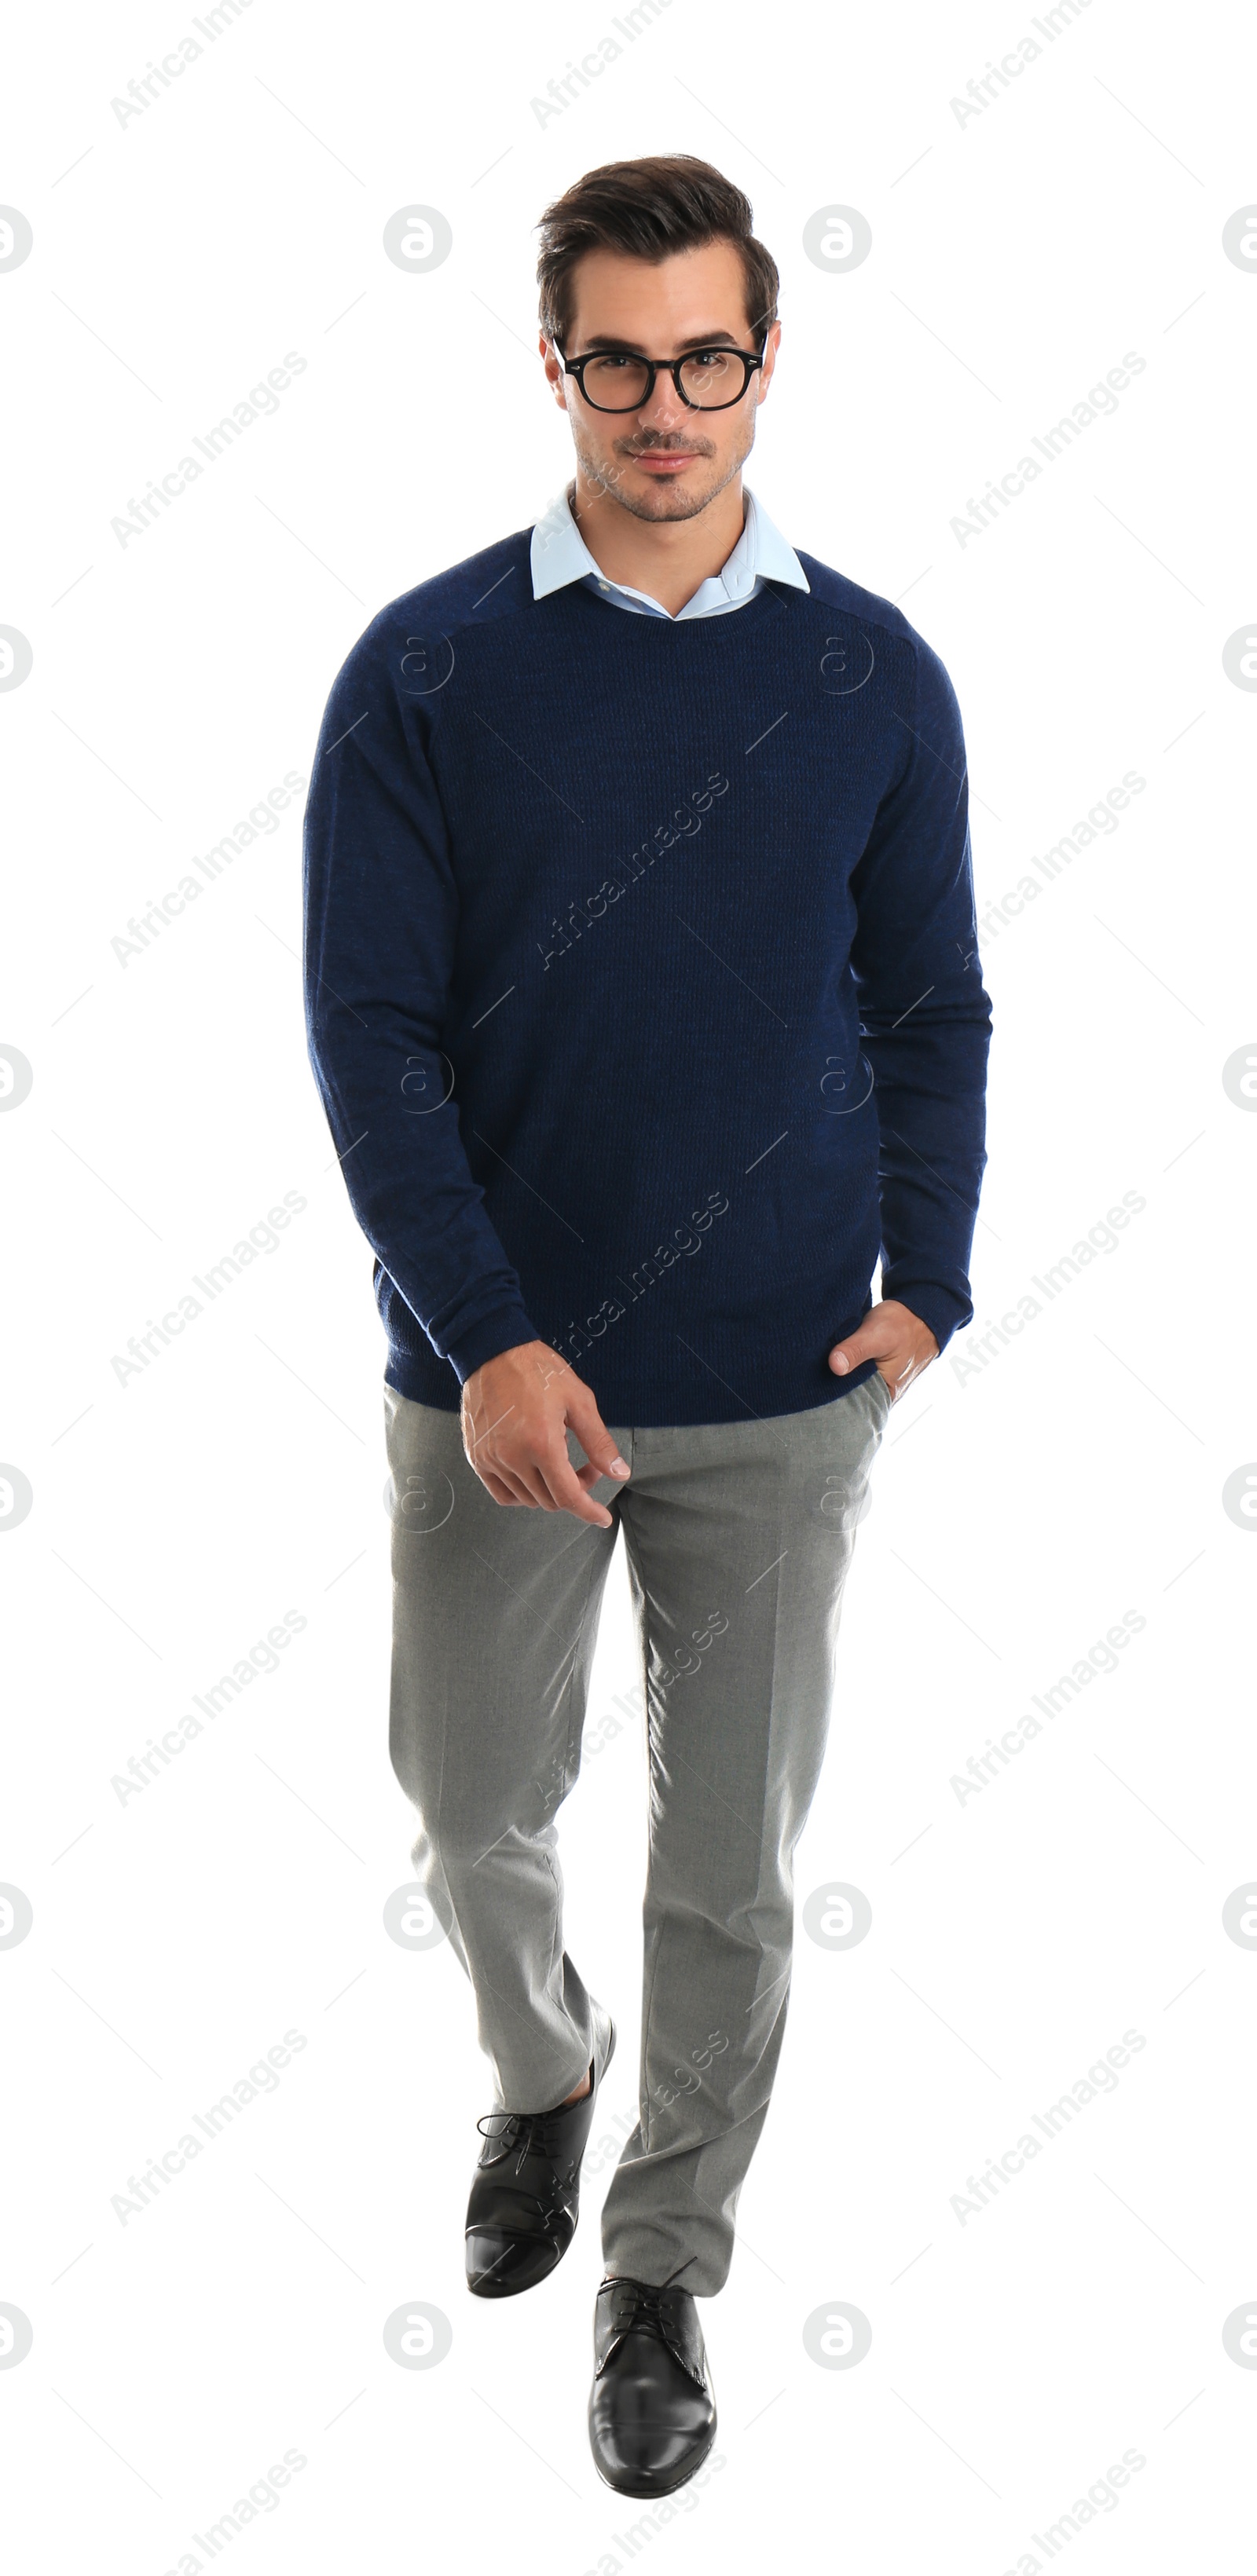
top-left (567, 470), bottom-right (746, 618)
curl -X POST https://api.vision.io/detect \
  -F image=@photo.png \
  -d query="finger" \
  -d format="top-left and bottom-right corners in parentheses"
top-left (563, 1388), bottom-right (631, 1482)
top-left (478, 1469), bottom-right (522, 1506)
top-left (894, 1345), bottom-right (931, 1390)
top-left (499, 1447), bottom-right (594, 1513)
top-left (479, 1456), bottom-right (543, 1508)
top-left (535, 1443), bottom-right (615, 1526)
top-left (464, 1411), bottom-right (512, 1473)
top-left (829, 1336), bottom-right (875, 1376)
top-left (491, 1456), bottom-right (556, 1509)
top-left (463, 1400), bottom-right (519, 1469)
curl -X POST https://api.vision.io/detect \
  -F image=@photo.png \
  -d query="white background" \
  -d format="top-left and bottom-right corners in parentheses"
top-left (2, 1), bottom-right (1255, 2568)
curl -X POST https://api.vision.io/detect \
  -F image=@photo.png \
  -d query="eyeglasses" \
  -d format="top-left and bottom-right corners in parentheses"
top-left (554, 339), bottom-right (767, 413)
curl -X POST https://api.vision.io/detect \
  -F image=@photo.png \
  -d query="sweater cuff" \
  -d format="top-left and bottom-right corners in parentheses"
top-left (883, 1280), bottom-right (971, 1358)
top-left (443, 1304), bottom-right (544, 1389)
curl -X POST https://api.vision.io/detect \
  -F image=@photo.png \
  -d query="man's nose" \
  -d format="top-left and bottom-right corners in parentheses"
top-left (634, 370), bottom-right (697, 436)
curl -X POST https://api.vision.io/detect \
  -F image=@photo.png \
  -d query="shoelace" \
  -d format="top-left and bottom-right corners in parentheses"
top-left (607, 2267), bottom-right (696, 2351)
top-left (476, 2105), bottom-right (575, 2182)
top-left (614, 2283), bottom-right (673, 2344)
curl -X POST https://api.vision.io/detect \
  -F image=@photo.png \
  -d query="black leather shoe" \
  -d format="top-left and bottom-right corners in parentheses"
top-left (464, 2011), bottom-right (614, 2298)
top-left (588, 2274), bottom-right (717, 2496)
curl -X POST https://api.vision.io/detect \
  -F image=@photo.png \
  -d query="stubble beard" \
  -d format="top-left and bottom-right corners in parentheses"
top-left (571, 410), bottom-right (757, 524)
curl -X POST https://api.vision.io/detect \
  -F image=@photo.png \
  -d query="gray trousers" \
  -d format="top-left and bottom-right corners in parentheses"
top-left (384, 1370), bottom-right (890, 2298)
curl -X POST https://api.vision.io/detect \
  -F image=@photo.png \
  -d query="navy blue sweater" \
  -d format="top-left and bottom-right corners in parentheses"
top-left (302, 527), bottom-right (991, 1426)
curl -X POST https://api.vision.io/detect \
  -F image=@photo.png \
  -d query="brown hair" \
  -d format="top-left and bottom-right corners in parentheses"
top-left (536, 155), bottom-right (779, 349)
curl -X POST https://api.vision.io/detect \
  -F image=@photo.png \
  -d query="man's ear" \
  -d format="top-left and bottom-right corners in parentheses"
top-left (541, 335), bottom-right (568, 408)
top-left (757, 320), bottom-right (782, 402)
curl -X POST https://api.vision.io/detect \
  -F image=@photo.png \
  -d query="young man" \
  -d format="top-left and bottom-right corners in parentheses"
top-left (303, 155), bottom-right (991, 2497)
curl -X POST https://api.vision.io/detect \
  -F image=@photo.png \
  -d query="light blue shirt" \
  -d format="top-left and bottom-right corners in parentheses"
top-left (530, 480), bottom-right (810, 621)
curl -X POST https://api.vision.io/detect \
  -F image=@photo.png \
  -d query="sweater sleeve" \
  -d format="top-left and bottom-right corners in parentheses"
top-left (847, 633), bottom-right (993, 1355)
top-left (302, 623), bottom-right (544, 1386)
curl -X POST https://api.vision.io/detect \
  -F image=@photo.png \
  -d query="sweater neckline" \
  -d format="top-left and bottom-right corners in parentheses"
top-left (557, 576), bottom-right (790, 641)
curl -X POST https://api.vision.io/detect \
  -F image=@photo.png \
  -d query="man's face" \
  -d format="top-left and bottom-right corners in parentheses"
top-left (541, 237), bottom-right (779, 522)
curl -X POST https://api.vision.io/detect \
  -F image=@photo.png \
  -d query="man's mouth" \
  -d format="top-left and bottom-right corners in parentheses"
top-left (625, 449), bottom-right (702, 474)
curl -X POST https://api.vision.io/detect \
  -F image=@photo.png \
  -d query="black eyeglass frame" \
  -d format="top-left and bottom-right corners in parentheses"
top-left (553, 338), bottom-right (768, 413)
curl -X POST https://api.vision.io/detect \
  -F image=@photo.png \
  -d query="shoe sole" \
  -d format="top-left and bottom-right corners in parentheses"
top-left (465, 2012), bottom-right (616, 2300)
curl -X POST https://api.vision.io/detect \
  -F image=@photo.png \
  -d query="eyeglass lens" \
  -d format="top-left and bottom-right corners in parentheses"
top-left (578, 350), bottom-right (749, 410)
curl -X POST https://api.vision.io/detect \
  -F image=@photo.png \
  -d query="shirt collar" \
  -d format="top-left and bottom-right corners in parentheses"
top-left (530, 481), bottom-right (809, 615)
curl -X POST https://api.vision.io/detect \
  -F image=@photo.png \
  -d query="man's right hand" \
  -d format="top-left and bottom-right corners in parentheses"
top-left (460, 1341), bottom-right (631, 1527)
